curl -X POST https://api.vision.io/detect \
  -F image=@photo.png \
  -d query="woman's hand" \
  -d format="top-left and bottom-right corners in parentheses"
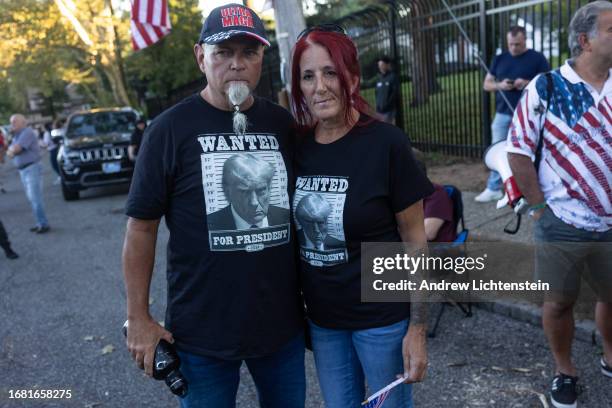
top-left (395, 201), bottom-right (428, 383)
top-left (401, 324), bottom-right (428, 383)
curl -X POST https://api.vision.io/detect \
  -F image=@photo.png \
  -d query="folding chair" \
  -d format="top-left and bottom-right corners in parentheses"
top-left (428, 185), bottom-right (472, 338)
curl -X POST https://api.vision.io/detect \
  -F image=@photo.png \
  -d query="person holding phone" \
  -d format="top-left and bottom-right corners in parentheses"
top-left (476, 25), bottom-right (549, 203)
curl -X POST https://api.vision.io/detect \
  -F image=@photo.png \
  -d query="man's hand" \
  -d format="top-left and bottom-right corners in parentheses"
top-left (497, 79), bottom-right (515, 91)
top-left (514, 78), bottom-right (530, 90)
top-left (122, 217), bottom-right (162, 375)
top-left (401, 324), bottom-right (428, 383)
top-left (128, 145), bottom-right (137, 162)
top-left (508, 153), bottom-right (545, 212)
top-left (126, 316), bottom-right (174, 377)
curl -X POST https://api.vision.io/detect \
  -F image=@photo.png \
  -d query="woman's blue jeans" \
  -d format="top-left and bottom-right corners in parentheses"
top-left (309, 319), bottom-right (412, 408)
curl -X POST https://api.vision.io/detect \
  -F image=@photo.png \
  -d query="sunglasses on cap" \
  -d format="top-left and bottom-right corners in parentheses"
top-left (297, 23), bottom-right (347, 40)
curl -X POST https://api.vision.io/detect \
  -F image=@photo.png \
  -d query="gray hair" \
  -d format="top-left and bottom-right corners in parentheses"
top-left (222, 153), bottom-right (274, 197)
top-left (568, 1), bottom-right (612, 57)
top-left (295, 194), bottom-right (331, 222)
top-left (9, 113), bottom-right (26, 124)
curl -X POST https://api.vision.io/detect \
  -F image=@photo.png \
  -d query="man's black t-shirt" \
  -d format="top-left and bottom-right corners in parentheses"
top-left (126, 94), bottom-right (303, 359)
top-left (130, 128), bottom-right (144, 156)
top-left (375, 71), bottom-right (400, 113)
top-left (293, 116), bottom-right (434, 330)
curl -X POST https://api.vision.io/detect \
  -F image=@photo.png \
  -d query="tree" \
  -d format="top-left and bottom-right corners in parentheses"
top-left (124, 0), bottom-right (203, 104)
top-left (269, 0), bottom-right (306, 94)
top-left (0, 0), bottom-right (78, 116)
top-left (408, 0), bottom-right (439, 106)
top-left (0, 0), bottom-right (134, 114)
top-left (305, 0), bottom-right (381, 24)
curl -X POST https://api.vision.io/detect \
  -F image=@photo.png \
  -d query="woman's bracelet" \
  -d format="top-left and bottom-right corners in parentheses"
top-left (529, 202), bottom-right (547, 211)
top-left (528, 202), bottom-right (546, 217)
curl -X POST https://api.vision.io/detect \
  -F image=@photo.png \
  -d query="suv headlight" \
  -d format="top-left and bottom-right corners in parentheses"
top-left (61, 147), bottom-right (81, 161)
top-left (60, 146), bottom-right (81, 174)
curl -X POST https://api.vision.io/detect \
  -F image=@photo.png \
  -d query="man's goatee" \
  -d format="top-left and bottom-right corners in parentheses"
top-left (228, 82), bottom-right (250, 136)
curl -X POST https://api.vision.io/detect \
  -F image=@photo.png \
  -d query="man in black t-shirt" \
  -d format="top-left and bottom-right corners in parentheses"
top-left (128, 118), bottom-right (146, 162)
top-left (375, 56), bottom-right (400, 124)
top-left (122, 4), bottom-right (304, 407)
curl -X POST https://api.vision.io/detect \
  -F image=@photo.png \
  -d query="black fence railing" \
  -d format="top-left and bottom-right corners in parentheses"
top-left (153, 0), bottom-right (592, 157)
top-left (341, 0), bottom-right (592, 157)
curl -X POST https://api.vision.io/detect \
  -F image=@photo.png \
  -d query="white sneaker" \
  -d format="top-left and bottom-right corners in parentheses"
top-left (474, 188), bottom-right (504, 203)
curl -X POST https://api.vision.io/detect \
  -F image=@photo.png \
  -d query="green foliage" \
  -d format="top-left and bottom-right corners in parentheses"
top-left (0, 0), bottom-right (72, 116)
top-left (305, 0), bottom-right (381, 25)
top-left (363, 71), bottom-right (483, 156)
top-left (124, 0), bottom-right (203, 101)
top-left (0, 0), bottom-right (135, 117)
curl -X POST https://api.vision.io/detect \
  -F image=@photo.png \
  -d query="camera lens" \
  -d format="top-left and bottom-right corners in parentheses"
top-left (166, 370), bottom-right (188, 398)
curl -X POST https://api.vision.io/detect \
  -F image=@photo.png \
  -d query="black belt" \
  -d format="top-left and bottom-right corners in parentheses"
top-left (18, 161), bottom-right (35, 170)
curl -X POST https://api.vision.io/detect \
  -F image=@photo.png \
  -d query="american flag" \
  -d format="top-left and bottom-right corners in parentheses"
top-left (130, 0), bottom-right (171, 51)
top-left (362, 377), bottom-right (406, 408)
top-left (362, 391), bottom-right (390, 408)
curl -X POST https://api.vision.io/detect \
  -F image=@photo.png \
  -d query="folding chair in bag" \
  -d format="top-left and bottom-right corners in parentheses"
top-left (428, 185), bottom-right (472, 338)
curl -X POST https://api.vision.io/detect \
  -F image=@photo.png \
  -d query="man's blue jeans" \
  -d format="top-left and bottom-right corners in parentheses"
top-left (176, 333), bottom-right (305, 408)
top-left (486, 112), bottom-right (513, 191)
top-left (309, 319), bottom-right (412, 408)
top-left (18, 162), bottom-right (49, 228)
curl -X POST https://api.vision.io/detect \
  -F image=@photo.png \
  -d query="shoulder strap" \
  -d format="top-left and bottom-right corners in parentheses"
top-left (534, 72), bottom-right (553, 170)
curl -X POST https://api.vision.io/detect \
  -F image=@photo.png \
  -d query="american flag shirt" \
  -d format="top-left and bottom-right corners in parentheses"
top-left (506, 61), bottom-right (612, 232)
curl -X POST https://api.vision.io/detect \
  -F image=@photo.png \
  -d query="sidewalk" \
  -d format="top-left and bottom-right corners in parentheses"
top-left (461, 190), bottom-right (601, 345)
top-left (463, 191), bottom-right (534, 244)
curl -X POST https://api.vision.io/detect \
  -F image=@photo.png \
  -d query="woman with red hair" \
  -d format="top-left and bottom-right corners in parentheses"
top-left (290, 26), bottom-right (434, 407)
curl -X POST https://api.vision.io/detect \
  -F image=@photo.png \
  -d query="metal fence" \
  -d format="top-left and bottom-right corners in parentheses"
top-left (338, 0), bottom-right (594, 157)
top-left (154, 0), bottom-right (593, 157)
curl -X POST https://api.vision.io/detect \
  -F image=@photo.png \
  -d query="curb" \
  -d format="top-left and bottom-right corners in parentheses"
top-left (474, 300), bottom-right (602, 345)
top-left (461, 193), bottom-right (601, 347)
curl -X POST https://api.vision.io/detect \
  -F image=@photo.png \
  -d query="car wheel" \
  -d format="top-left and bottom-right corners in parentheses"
top-left (61, 182), bottom-right (80, 201)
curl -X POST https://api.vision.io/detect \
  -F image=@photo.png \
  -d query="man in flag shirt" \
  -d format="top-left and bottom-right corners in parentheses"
top-left (507, 2), bottom-right (612, 408)
top-left (122, 4), bottom-right (305, 407)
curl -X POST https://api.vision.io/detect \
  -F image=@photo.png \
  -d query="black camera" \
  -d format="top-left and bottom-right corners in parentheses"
top-left (122, 321), bottom-right (188, 398)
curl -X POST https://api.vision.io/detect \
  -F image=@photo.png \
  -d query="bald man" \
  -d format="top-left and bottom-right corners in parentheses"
top-left (7, 114), bottom-right (50, 233)
top-left (295, 193), bottom-right (343, 251)
top-left (208, 153), bottom-right (289, 230)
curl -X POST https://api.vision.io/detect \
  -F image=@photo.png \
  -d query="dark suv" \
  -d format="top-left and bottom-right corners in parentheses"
top-left (58, 108), bottom-right (140, 201)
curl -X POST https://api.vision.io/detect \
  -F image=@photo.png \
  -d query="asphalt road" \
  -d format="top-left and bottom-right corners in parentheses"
top-left (1, 162), bottom-right (610, 408)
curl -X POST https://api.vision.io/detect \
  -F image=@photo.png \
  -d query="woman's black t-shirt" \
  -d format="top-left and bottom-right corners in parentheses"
top-left (293, 116), bottom-right (434, 330)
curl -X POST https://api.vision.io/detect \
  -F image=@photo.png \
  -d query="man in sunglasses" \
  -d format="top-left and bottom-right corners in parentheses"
top-left (122, 3), bottom-right (305, 406)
